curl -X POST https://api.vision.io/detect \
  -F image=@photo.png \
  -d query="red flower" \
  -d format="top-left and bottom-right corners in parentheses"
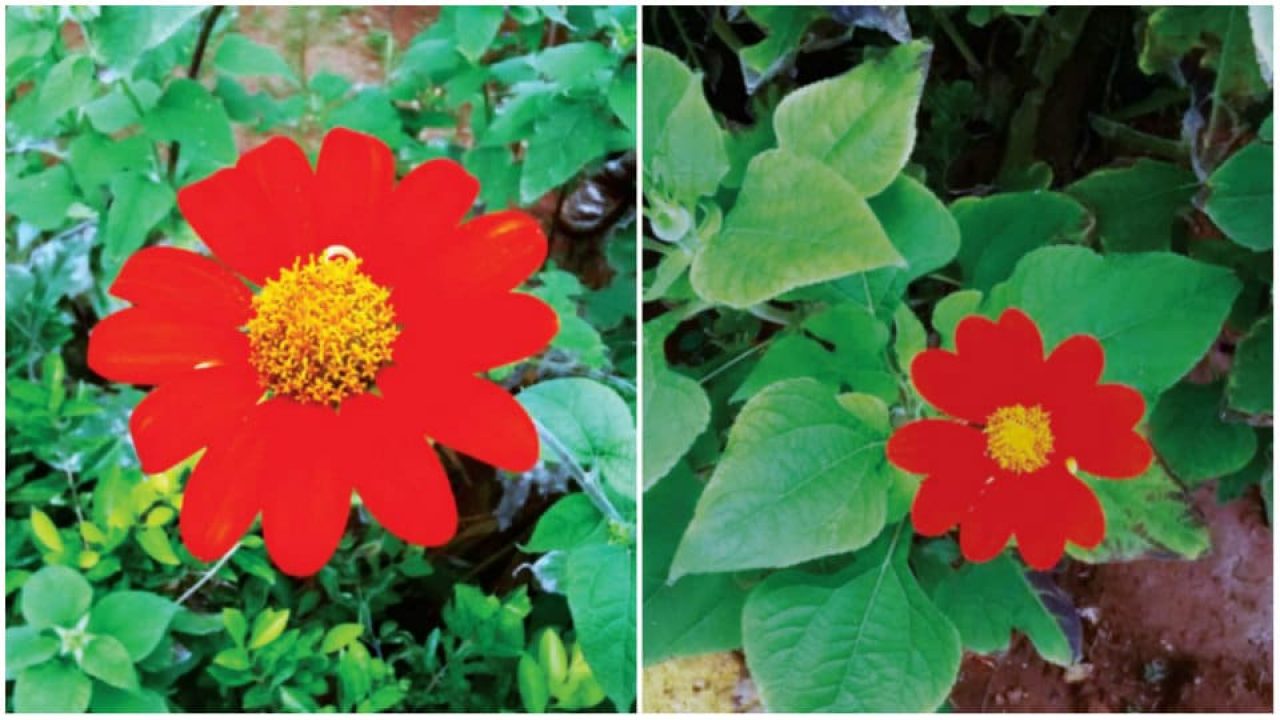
top-left (88, 129), bottom-right (558, 576)
top-left (887, 308), bottom-right (1151, 569)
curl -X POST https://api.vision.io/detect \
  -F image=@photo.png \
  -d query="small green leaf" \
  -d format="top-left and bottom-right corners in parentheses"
top-left (222, 608), bottom-right (248, 647)
top-left (1071, 465), bottom-right (1210, 562)
top-left (691, 149), bottom-right (903, 308)
top-left (84, 80), bottom-right (162, 134)
top-left (80, 635), bottom-right (139, 691)
top-left (141, 79), bottom-right (237, 180)
top-left (321, 623), bottom-right (365, 654)
top-left (519, 101), bottom-right (613, 204)
top-left (774, 40), bottom-right (931, 197)
top-left (1152, 381), bottom-right (1257, 485)
top-left (102, 173), bottom-right (176, 264)
top-left (952, 191), bottom-right (1090, 292)
top-left (518, 653), bottom-right (550, 713)
top-left (248, 608), bottom-right (290, 649)
top-left (893, 302), bottom-right (927, 372)
top-left (1228, 315), bottom-right (1273, 414)
top-left (213, 647), bottom-right (251, 670)
top-left (524, 493), bottom-right (608, 553)
top-left (642, 46), bottom-right (728, 203)
top-left (83, 6), bottom-right (204, 72)
top-left (214, 33), bottom-right (298, 83)
top-left (29, 509), bottom-right (63, 553)
top-left (6, 626), bottom-right (59, 673)
top-left (22, 565), bottom-right (92, 630)
top-left (14, 660), bottom-right (92, 713)
top-left (135, 526), bottom-right (181, 565)
top-left (450, 6), bottom-right (506, 61)
top-left (6, 164), bottom-right (76, 231)
top-left (641, 316), bottom-right (711, 490)
top-left (87, 591), bottom-right (178, 661)
top-left (518, 378), bottom-right (637, 501)
top-left (1205, 141), bottom-right (1273, 251)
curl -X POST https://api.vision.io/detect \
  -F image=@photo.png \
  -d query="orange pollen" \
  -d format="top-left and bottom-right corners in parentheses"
top-left (984, 404), bottom-right (1054, 474)
top-left (245, 246), bottom-right (398, 406)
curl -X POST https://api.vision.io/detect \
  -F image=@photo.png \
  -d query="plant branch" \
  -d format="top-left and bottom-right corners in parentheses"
top-left (177, 541), bottom-right (239, 605)
top-left (167, 5), bottom-right (226, 182)
top-left (533, 420), bottom-right (628, 527)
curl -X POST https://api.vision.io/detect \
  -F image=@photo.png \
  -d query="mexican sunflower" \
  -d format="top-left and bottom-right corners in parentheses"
top-left (887, 308), bottom-right (1152, 570)
top-left (87, 128), bottom-right (558, 576)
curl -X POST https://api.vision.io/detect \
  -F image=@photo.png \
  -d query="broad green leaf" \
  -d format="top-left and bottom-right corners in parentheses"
top-left (1205, 141), bottom-right (1273, 251)
top-left (643, 464), bottom-right (749, 665)
top-left (671, 378), bottom-right (895, 579)
top-left (141, 79), bottom-right (237, 179)
top-left (733, 304), bottom-right (896, 403)
top-left (450, 6), bottom-right (506, 62)
top-left (743, 526), bottom-right (961, 712)
top-left (532, 42), bottom-right (616, 92)
top-left (326, 89), bottom-right (406, 150)
top-left (642, 46), bottom-right (729, 203)
top-left (739, 7), bottom-right (826, 88)
top-left (22, 565), bottom-right (92, 630)
top-left (83, 6), bottom-right (204, 73)
top-left (14, 660), bottom-right (92, 713)
top-left (1067, 159), bottom-right (1196, 252)
top-left (463, 145), bottom-right (519, 210)
top-left (641, 316), bottom-right (711, 490)
top-left (214, 33), bottom-right (298, 84)
top-left (1218, 432), bottom-right (1271, 501)
top-left (523, 493), bottom-right (608, 553)
top-left (249, 608), bottom-right (290, 649)
top-left (691, 149), bottom-right (903, 308)
top-left (803, 174), bottom-right (961, 319)
top-left (321, 623), bottom-right (366, 654)
top-left (6, 164), bottom-right (75, 231)
top-left (983, 246), bottom-right (1240, 399)
top-left (87, 591), bottom-right (178, 661)
top-left (80, 635), bottom-right (139, 690)
top-left (518, 378), bottom-right (636, 500)
top-left (6, 626), bottom-right (59, 673)
top-left (1151, 381), bottom-right (1257, 485)
top-left (608, 61), bottom-right (636, 131)
top-left (774, 40), bottom-right (931, 197)
top-left (66, 133), bottom-right (153, 196)
top-left (102, 173), bottom-right (176, 264)
top-left (564, 542), bottom-right (635, 710)
top-left (19, 54), bottom-right (96, 134)
top-left (84, 80), bottom-right (162, 134)
top-left (1228, 315), bottom-right (1273, 414)
top-left (931, 553), bottom-right (1077, 666)
top-left (520, 101), bottom-right (612, 203)
top-left (89, 683), bottom-right (169, 712)
top-left (952, 191), bottom-right (1089, 292)
top-left (932, 289), bottom-right (983, 350)
top-left (1070, 465), bottom-right (1210, 562)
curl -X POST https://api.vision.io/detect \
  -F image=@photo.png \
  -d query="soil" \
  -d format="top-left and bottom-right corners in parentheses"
top-left (949, 482), bottom-right (1273, 712)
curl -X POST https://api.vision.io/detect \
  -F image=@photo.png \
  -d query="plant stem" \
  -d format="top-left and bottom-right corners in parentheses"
top-left (176, 541), bottom-right (240, 605)
top-left (533, 420), bottom-right (628, 527)
top-left (167, 5), bottom-right (226, 182)
top-left (931, 8), bottom-right (981, 76)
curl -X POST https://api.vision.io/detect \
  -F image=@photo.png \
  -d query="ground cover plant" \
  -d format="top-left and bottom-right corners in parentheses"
top-left (6, 5), bottom-right (636, 712)
top-left (641, 6), bottom-right (1272, 712)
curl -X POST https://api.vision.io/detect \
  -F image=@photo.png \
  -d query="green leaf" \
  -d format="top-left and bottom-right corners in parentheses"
top-left (141, 79), bottom-right (237, 179)
top-left (641, 317), bottom-right (711, 490)
top-left (450, 6), bottom-right (506, 62)
top-left (1067, 159), bottom-right (1196, 253)
top-left (774, 40), bottom-right (931, 197)
top-left (733, 304), bottom-right (896, 403)
top-left (18, 54), bottom-right (96, 134)
top-left (321, 623), bottom-right (366, 654)
top-left (738, 7), bottom-right (826, 86)
top-left (671, 378), bottom-right (896, 579)
top-left (463, 145), bottom-right (519, 210)
top-left (84, 80), bottom-right (162, 134)
top-left (1205, 141), bottom-right (1273, 251)
top-left (563, 542), bottom-right (635, 710)
top-left (22, 565), bottom-right (92, 630)
top-left (327, 88), bottom-right (406, 150)
top-left (518, 378), bottom-right (636, 500)
top-left (608, 61), bottom-right (636, 131)
top-left (932, 289), bottom-right (983, 349)
top-left (643, 464), bottom-right (749, 665)
top-left (6, 164), bottom-right (76, 231)
top-left (102, 173), bottom-right (176, 264)
top-left (802, 174), bottom-right (961, 319)
top-left (83, 6), bottom-right (204, 73)
top-left (14, 660), bottom-right (92, 713)
top-left (214, 33), bottom-right (298, 84)
top-left (29, 508), bottom-right (63, 552)
top-left (222, 608), bottom-right (248, 647)
top-left (932, 553), bottom-right (1077, 666)
top-left (1228, 315), bottom-right (1273, 414)
top-left (524, 493), bottom-right (608, 553)
top-left (952, 191), bottom-right (1090, 292)
top-left (983, 246), bottom-right (1240, 399)
top-left (642, 46), bottom-right (729, 203)
top-left (80, 635), bottom-right (139, 690)
top-left (248, 608), bottom-right (290, 649)
top-left (520, 101), bottom-right (612, 204)
top-left (1152, 381), bottom-right (1257, 485)
top-left (691, 149), bottom-right (904, 308)
top-left (742, 526), bottom-right (961, 712)
top-left (87, 591), bottom-right (178, 661)
top-left (66, 132), bottom-right (153, 196)
top-left (89, 683), bottom-right (169, 712)
top-left (135, 526), bottom-right (181, 565)
top-left (6, 626), bottom-right (59, 673)
top-left (1070, 464), bottom-right (1210, 562)
top-left (893, 302), bottom-right (927, 372)
top-left (531, 42), bottom-right (616, 92)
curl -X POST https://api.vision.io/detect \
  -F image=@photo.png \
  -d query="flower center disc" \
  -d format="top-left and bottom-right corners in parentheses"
top-left (246, 246), bottom-right (398, 406)
top-left (984, 403), bottom-right (1054, 473)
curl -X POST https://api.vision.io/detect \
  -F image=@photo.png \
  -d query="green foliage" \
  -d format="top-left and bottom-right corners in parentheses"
top-left (6, 6), bottom-right (634, 713)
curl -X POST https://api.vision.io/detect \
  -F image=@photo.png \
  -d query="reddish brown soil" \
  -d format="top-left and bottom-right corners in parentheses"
top-left (951, 483), bottom-right (1273, 712)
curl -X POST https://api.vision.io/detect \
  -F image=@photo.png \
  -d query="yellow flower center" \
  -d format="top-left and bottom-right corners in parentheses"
top-left (246, 246), bottom-right (398, 406)
top-left (984, 403), bottom-right (1054, 474)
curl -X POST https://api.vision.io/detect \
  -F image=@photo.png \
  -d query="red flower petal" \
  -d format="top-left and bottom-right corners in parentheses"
top-left (887, 419), bottom-right (986, 474)
top-left (178, 137), bottom-right (317, 285)
top-left (434, 211), bottom-right (548, 296)
top-left (1052, 383), bottom-right (1151, 478)
top-left (315, 128), bottom-right (396, 258)
top-left (88, 308), bottom-right (249, 385)
top-left (110, 247), bottom-right (252, 327)
top-left (382, 369), bottom-right (540, 472)
top-left (259, 399), bottom-right (351, 576)
top-left (179, 404), bottom-right (271, 561)
top-left (912, 470), bottom-right (993, 537)
top-left (341, 394), bottom-right (458, 546)
top-left (130, 364), bottom-right (262, 474)
top-left (388, 158), bottom-right (478, 236)
top-left (1010, 470), bottom-right (1105, 569)
top-left (958, 483), bottom-right (1017, 563)
top-left (1043, 333), bottom-right (1104, 389)
top-left (396, 292), bottom-right (558, 373)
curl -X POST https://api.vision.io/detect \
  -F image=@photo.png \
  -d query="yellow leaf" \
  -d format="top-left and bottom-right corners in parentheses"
top-left (30, 510), bottom-right (63, 553)
top-left (248, 608), bottom-right (290, 649)
top-left (79, 521), bottom-right (107, 545)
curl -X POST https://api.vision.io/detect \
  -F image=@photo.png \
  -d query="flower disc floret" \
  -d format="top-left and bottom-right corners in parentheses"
top-left (984, 403), bottom-right (1054, 473)
top-left (246, 248), bottom-right (398, 406)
